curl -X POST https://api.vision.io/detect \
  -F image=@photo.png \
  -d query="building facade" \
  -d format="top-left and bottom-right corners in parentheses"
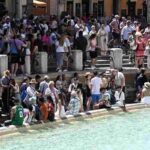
top-left (2, 0), bottom-right (148, 18)
top-left (57, 0), bottom-right (146, 18)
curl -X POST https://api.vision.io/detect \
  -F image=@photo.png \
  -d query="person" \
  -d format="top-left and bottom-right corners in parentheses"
top-left (24, 79), bottom-right (39, 106)
top-left (141, 82), bottom-right (150, 104)
top-left (84, 72), bottom-right (92, 111)
top-left (47, 96), bottom-right (55, 121)
top-left (144, 39), bottom-right (150, 69)
top-left (93, 88), bottom-right (111, 109)
top-left (135, 32), bottom-right (145, 68)
top-left (121, 20), bottom-right (133, 55)
top-left (39, 75), bottom-right (49, 97)
top-left (111, 69), bottom-right (126, 92)
top-left (74, 30), bottom-right (88, 67)
top-left (1, 70), bottom-right (11, 113)
top-left (135, 68), bottom-right (147, 102)
top-left (39, 97), bottom-right (48, 122)
top-left (45, 81), bottom-right (59, 110)
top-left (55, 93), bottom-right (66, 118)
top-left (9, 78), bottom-right (20, 102)
top-left (10, 98), bottom-right (24, 126)
top-left (115, 86), bottom-right (125, 107)
top-left (91, 71), bottom-right (102, 107)
top-left (87, 34), bottom-right (97, 69)
top-left (23, 105), bottom-right (37, 125)
top-left (9, 34), bottom-right (25, 76)
top-left (97, 24), bottom-right (108, 56)
top-left (66, 90), bottom-right (80, 116)
top-left (55, 35), bottom-right (67, 72)
top-left (35, 74), bottom-right (41, 91)
top-left (110, 15), bottom-right (120, 40)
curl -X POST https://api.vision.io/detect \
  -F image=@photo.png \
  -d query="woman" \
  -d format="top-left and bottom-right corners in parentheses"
top-left (45, 81), bottom-right (59, 111)
top-left (141, 82), bottom-right (150, 104)
top-left (87, 34), bottom-right (97, 69)
top-left (84, 72), bottom-right (92, 111)
top-left (55, 35), bottom-right (67, 72)
top-left (9, 78), bottom-right (20, 103)
top-left (55, 93), bottom-right (66, 118)
top-left (135, 33), bottom-right (145, 68)
top-left (97, 24), bottom-right (108, 56)
top-left (145, 39), bottom-right (150, 69)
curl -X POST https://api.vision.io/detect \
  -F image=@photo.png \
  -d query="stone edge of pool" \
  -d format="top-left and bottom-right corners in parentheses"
top-left (0, 103), bottom-right (150, 137)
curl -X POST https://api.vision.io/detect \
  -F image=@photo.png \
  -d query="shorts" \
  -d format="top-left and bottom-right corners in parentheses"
top-left (112, 32), bottom-right (120, 40)
top-left (92, 94), bottom-right (101, 104)
top-left (90, 51), bottom-right (97, 59)
top-left (10, 54), bottom-right (20, 64)
top-left (19, 56), bottom-right (25, 65)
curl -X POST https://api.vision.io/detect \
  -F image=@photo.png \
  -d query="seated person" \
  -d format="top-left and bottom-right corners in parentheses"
top-left (114, 86), bottom-right (125, 107)
top-left (93, 88), bottom-right (111, 109)
top-left (141, 82), bottom-right (150, 104)
top-left (47, 96), bottom-right (55, 121)
top-left (11, 98), bottom-right (24, 126)
top-left (39, 97), bottom-right (48, 122)
top-left (66, 90), bottom-right (80, 115)
top-left (23, 105), bottom-right (37, 125)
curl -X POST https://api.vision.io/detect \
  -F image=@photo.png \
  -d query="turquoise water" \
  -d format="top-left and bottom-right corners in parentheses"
top-left (1, 109), bottom-right (150, 150)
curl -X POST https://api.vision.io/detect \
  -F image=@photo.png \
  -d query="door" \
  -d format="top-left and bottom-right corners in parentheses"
top-left (98, 1), bottom-right (104, 17)
top-left (82, 0), bottom-right (90, 17)
top-left (67, 1), bottom-right (73, 16)
top-left (128, 2), bottom-right (136, 16)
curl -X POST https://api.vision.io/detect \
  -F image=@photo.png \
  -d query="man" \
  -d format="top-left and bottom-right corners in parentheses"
top-left (111, 69), bottom-right (125, 92)
top-left (121, 20), bottom-right (133, 54)
top-left (1, 70), bottom-right (11, 113)
top-left (91, 71), bottom-right (102, 106)
top-left (39, 75), bottom-right (49, 97)
top-left (74, 30), bottom-right (88, 68)
top-left (66, 90), bottom-right (80, 115)
top-left (110, 15), bottom-right (120, 40)
top-left (11, 98), bottom-right (24, 126)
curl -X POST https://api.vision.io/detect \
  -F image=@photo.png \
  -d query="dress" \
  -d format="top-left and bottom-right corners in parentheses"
top-left (136, 39), bottom-right (145, 57)
top-left (97, 29), bottom-right (108, 53)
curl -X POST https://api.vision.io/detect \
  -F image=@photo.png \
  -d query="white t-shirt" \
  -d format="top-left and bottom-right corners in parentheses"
top-left (115, 72), bottom-right (125, 87)
top-left (115, 91), bottom-right (125, 106)
top-left (56, 41), bottom-right (67, 53)
top-left (91, 76), bottom-right (102, 95)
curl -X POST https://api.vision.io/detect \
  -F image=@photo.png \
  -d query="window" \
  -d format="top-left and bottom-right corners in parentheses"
top-left (76, 3), bottom-right (80, 17)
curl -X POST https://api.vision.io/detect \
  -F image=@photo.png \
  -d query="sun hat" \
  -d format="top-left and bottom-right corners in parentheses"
top-left (115, 14), bottom-right (120, 18)
top-left (84, 72), bottom-right (91, 77)
top-left (44, 75), bottom-right (49, 79)
top-left (29, 79), bottom-right (36, 84)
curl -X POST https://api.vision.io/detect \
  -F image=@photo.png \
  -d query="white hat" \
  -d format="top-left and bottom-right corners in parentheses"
top-left (135, 32), bottom-right (142, 37)
top-left (115, 15), bottom-right (120, 18)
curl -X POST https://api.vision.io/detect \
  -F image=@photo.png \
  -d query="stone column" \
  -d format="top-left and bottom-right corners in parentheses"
top-left (25, 48), bottom-right (31, 75)
top-left (147, 0), bottom-right (150, 23)
top-left (110, 48), bottom-right (123, 69)
top-left (27, 0), bottom-right (33, 15)
top-left (0, 55), bottom-right (8, 76)
top-left (72, 50), bottom-right (83, 71)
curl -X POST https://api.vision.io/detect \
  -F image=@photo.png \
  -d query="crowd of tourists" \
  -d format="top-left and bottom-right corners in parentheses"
top-left (0, 12), bottom-right (150, 126)
top-left (0, 13), bottom-right (150, 74)
top-left (0, 69), bottom-right (127, 126)
top-left (1, 66), bottom-right (150, 127)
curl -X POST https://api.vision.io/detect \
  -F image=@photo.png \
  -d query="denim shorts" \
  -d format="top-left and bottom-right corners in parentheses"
top-left (92, 94), bottom-right (101, 104)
